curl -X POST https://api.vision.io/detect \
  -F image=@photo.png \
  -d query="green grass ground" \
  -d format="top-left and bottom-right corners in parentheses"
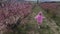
top-left (4, 5), bottom-right (60, 34)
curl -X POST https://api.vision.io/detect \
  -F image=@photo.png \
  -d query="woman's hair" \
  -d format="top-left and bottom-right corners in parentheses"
top-left (38, 12), bottom-right (43, 15)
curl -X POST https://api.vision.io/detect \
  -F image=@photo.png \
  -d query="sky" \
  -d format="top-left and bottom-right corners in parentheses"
top-left (25, 0), bottom-right (60, 2)
top-left (40, 0), bottom-right (60, 2)
top-left (50, 0), bottom-right (60, 1)
top-left (25, 0), bottom-right (37, 1)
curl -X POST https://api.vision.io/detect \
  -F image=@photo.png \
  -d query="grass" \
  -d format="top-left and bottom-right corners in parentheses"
top-left (31, 5), bottom-right (54, 34)
top-left (4, 5), bottom-right (60, 34)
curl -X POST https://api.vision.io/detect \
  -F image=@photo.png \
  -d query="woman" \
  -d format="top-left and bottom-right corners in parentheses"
top-left (35, 11), bottom-right (45, 28)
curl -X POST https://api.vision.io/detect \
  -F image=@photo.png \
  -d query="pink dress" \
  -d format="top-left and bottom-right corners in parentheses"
top-left (35, 12), bottom-right (45, 25)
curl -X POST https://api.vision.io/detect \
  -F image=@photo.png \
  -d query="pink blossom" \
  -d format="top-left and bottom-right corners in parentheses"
top-left (0, 1), bottom-right (32, 32)
top-left (35, 12), bottom-right (45, 25)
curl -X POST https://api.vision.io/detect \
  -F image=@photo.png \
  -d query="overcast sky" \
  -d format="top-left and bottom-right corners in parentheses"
top-left (25, 0), bottom-right (60, 1)
top-left (50, 0), bottom-right (60, 1)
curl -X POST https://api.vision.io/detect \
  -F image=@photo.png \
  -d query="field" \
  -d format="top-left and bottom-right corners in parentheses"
top-left (4, 5), bottom-right (60, 34)
top-left (0, 1), bottom-right (60, 34)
